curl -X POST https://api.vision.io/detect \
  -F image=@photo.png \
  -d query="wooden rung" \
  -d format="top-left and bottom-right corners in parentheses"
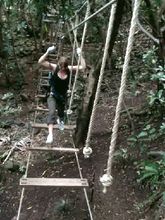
top-left (42, 19), bottom-right (57, 23)
top-left (27, 147), bottom-right (79, 152)
top-left (35, 95), bottom-right (47, 98)
top-left (40, 83), bottom-right (49, 87)
top-left (41, 76), bottom-right (49, 80)
top-left (20, 178), bottom-right (88, 187)
top-left (34, 107), bottom-right (49, 111)
top-left (39, 69), bottom-right (49, 73)
top-left (45, 13), bottom-right (57, 18)
top-left (31, 123), bottom-right (76, 130)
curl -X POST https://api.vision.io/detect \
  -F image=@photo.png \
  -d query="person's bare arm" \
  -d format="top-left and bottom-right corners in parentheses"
top-left (38, 46), bottom-right (57, 71)
top-left (68, 48), bottom-right (86, 71)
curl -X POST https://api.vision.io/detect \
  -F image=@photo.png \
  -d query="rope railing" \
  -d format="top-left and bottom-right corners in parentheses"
top-left (68, 1), bottom-right (87, 21)
top-left (67, 1), bottom-right (90, 114)
top-left (100, 0), bottom-right (141, 193)
top-left (83, 2), bottom-right (117, 158)
top-left (70, 0), bottom-right (116, 32)
top-left (16, 74), bottom-right (42, 220)
top-left (71, 137), bottom-right (94, 220)
top-left (68, 14), bottom-right (79, 92)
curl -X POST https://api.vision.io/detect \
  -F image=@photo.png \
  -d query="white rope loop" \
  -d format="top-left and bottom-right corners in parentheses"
top-left (67, 1), bottom-right (90, 113)
top-left (84, 3), bottom-right (117, 156)
top-left (101, 0), bottom-right (141, 192)
top-left (100, 174), bottom-right (113, 193)
top-left (83, 146), bottom-right (93, 158)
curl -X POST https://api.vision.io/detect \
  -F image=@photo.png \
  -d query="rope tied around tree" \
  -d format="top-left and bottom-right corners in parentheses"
top-left (83, 2), bottom-right (117, 158)
top-left (100, 0), bottom-right (141, 193)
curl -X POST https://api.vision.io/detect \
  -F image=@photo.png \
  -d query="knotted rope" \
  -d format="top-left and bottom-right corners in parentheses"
top-left (100, 0), bottom-right (141, 193)
top-left (83, 2), bottom-right (117, 158)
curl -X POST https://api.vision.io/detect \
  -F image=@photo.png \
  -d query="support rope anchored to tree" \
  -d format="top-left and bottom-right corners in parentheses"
top-left (83, 2), bottom-right (117, 158)
top-left (100, 0), bottom-right (141, 193)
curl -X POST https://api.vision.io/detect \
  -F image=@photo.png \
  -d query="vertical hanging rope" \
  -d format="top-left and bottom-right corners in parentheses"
top-left (83, 2), bottom-right (117, 158)
top-left (67, 1), bottom-right (90, 113)
top-left (68, 14), bottom-right (79, 92)
top-left (100, 0), bottom-right (141, 193)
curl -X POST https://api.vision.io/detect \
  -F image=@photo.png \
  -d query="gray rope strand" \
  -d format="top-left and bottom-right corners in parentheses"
top-left (16, 76), bottom-right (46, 220)
top-left (71, 0), bottom-right (116, 32)
top-left (68, 1), bottom-right (90, 112)
top-left (106, 0), bottom-right (141, 176)
top-left (85, 3), bottom-right (117, 149)
top-left (68, 14), bottom-right (79, 91)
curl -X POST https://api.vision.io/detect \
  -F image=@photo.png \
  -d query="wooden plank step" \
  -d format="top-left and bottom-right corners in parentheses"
top-left (34, 107), bottom-right (49, 112)
top-left (31, 123), bottom-right (76, 130)
top-left (42, 19), bottom-right (57, 23)
top-left (35, 95), bottom-right (47, 98)
top-left (27, 147), bottom-right (79, 152)
top-left (40, 83), bottom-right (49, 87)
top-left (34, 107), bottom-right (49, 111)
top-left (41, 76), bottom-right (49, 80)
top-left (20, 178), bottom-right (88, 187)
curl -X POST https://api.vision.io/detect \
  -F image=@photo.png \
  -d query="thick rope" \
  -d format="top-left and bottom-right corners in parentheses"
top-left (105, 0), bottom-right (141, 178)
top-left (68, 14), bottom-right (79, 91)
top-left (68, 1), bottom-right (90, 112)
top-left (57, 20), bottom-right (65, 59)
top-left (71, 0), bottom-right (116, 32)
top-left (70, 137), bottom-right (93, 220)
top-left (85, 3), bottom-right (117, 149)
top-left (16, 77), bottom-right (41, 220)
top-left (68, 1), bottom-right (87, 21)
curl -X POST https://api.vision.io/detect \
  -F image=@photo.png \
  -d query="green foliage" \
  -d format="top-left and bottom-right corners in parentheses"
top-left (113, 148), bottom-right (128, 161)
top-left (137, 156), bottom-right (165, 190)
top-left (148, 65), bottom-right (165, 107)
top-left (128, 123), bottom-right (165, 154)
top-left (0, 92), bottom-right (22, 117)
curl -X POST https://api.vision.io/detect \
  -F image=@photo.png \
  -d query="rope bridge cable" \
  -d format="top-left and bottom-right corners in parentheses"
top-left (100, 0), bottom-right (141, 193)
top-left (70, 137), bottom-right (94, 220)
top-left (16, 5), bottom-right (93, 218)
top-left (67, 1), bottom-right (90, 114)
top-left (83, 2), bottom-right (117, 158)
top-left (68, 14), bottom-right (79, 92)
top-left (16, 74), bottom-right (42, 220)
top-left (70, 0), bottom-right (116, 32)
top-left (68, 1), bottom-right (87, 21)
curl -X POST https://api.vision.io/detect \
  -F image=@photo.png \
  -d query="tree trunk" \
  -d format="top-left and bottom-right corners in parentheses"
top-left (0, 3), bottom-right (3, 57)
top-left (74, 0), bottom-right (126, 146)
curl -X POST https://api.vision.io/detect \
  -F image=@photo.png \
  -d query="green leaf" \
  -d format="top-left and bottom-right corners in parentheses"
top-left (127, 136), bottom-right (137, 142)
top-left (138, 131), bottom-right (148, 138)
top-left (137, 172), bottom-right (156, 183)
top-left (162, 192), bottom-right (165, 205)
top-left (145, 165), bottom-right (158, 174)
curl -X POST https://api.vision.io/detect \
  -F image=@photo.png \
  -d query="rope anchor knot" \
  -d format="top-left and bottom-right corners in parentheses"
top-left (100, 174), bottom-right (113, 193)
top-left (83, 146), bottom-right (92, 158)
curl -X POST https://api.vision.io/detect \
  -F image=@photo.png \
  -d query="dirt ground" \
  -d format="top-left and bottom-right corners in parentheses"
top-left (0, 61), bottom-right (155, 220)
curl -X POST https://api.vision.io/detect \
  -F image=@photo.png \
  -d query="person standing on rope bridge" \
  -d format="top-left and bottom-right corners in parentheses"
top-left (38, 46), bottom-right (86, 144)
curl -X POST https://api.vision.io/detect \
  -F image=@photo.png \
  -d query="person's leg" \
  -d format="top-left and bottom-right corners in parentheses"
top-left (56, 99), bottom-right (65, 121)
top-left (46, 96), bottom-right (56, 143)
top-left (56, 99), bottom-right (65, 130)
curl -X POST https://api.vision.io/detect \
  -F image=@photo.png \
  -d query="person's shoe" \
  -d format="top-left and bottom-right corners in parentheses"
top-left (59, 120), bottom-right (64, 131)
top-left (46, 134), bottom-right (53, 144)
top-left (57, 118), bottom-right (64, 131)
